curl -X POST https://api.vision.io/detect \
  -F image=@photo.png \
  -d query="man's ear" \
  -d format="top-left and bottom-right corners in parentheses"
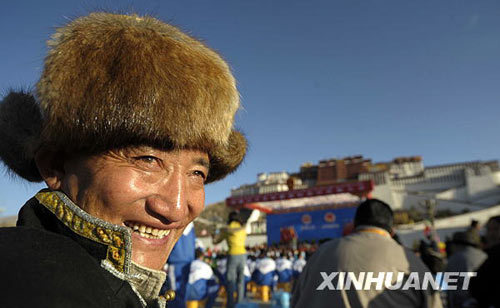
top-left (34, 149), bottom-right (65, 190)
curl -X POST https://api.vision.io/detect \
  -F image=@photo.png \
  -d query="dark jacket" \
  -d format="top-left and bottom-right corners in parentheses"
top-left (0, 190), bottom-right (169, 308)
top-left (470, 243), bottom-right (500, 308)
top-left (445, 245), bottom-right (487, 308)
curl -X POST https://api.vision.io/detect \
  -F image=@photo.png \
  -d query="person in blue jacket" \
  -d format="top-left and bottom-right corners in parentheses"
top-left (252, 251), bottom-right (277, 288)
top-left (276, 254), bottom-right (293, 285)
top-left (186, 249), bottom-right (220, 308)
top-left (163, 222), bottom-right (196, 308)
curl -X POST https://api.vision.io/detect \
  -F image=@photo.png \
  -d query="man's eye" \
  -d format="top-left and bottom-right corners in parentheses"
top-left (134, 156), bottom-right (158, 164)
top-left (193, 170), bottom-right (207, 180)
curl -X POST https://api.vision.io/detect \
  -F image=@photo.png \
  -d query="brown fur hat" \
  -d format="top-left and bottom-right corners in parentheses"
top-left (0, 12), bottom-right (246, 183)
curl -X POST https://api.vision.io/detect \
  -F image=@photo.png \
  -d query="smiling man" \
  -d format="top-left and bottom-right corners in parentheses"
top-left (0, 12), bottom-right (246, 308)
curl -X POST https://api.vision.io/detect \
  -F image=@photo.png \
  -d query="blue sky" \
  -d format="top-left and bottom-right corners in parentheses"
top-left (1, 0), bottom-right (500, 216)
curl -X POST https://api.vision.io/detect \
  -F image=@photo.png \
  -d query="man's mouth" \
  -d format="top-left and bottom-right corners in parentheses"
top-left (124, 221), bottom-right (171, 239)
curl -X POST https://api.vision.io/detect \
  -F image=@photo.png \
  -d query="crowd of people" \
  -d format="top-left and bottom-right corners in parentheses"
top-left (162, 205), bottom-right (500, 308)
top-left (413, 216), bottom-right (500, 308)
top-left (162, 211), bottom-right (317, 308)
top-left (163, 233), bottom-right (313, 307)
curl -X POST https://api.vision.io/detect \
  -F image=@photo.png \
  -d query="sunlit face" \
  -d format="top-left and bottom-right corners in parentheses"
top-left (57, 147), bottom-right (208, 270)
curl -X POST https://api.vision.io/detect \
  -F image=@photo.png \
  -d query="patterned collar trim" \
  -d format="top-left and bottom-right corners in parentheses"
top-left (36, 190), bottom-right (133, 274)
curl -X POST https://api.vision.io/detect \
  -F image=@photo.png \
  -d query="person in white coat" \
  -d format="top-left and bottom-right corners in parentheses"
top-left (186, 249), bottom-right (219, 308)
top-left (292, 252), bottom-right (307, 279)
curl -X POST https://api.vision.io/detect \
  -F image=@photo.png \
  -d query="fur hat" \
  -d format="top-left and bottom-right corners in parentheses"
top-left (0, 12), bottom-right (246, 183)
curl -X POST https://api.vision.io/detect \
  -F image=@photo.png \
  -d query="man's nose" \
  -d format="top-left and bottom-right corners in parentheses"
top-left (146, 170), bottom-right (188, 223)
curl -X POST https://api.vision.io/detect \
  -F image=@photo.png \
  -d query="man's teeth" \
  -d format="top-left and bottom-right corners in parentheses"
top-left (126, 222), bottom-right (171, 239)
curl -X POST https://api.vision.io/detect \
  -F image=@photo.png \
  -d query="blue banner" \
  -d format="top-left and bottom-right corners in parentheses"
top-left (266, 207), bottom-right (357, 244)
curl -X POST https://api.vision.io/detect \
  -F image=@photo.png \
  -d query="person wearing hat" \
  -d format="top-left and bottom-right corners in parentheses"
top-left (445, 231), bottom-right (487, 308)
top-left (0, 12), bottom-right (246, 308)
top-left (469, 215), bottom-right (500, 308)
top-left (291, 199), bottom-right (443, 308)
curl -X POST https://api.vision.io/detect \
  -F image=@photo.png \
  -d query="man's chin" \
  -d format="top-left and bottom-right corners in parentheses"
top-left (130, 233), bottom-right (173, 270)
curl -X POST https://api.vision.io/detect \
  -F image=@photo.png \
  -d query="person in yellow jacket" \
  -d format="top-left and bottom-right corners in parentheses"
top-left (213, 211), bottom-right (247, 307)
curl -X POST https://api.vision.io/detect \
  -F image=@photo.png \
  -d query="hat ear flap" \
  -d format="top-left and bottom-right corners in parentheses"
top-left (0, 91), bottom-right (43, 182)
top-left (207, 130), bottom-right (247, 183)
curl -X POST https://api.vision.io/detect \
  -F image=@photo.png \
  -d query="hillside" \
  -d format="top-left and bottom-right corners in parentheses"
top-left (193, 201), bottom-right (232, 236)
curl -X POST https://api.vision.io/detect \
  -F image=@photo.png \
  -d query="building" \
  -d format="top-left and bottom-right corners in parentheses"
top-left (316, 155), bottom-right (371, 186)
top-left (230, 155), bottom-right (500, 217)
top-left (360, 160), bottom-right (500, 213)
top-left (220, 155), bottom-right (500, 248)
top-left (389, 156), bottom-right (424, 178)
top-left (231, 171), bottom-right (290, 197)
top-left (297, 162), bottom-right (318, 188)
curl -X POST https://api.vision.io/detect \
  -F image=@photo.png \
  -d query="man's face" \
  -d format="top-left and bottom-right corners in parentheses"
top-left (60, 147), bottom-right (208, 270)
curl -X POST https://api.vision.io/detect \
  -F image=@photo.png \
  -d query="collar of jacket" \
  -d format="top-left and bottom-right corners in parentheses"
top-left (31, 189), bottom-right (168, 307)
top-left (355, 225), bottom-right (391, 238)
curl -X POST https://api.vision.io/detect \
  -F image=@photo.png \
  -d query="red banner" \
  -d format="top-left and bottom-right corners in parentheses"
top-left (226, 180), bottom-right (374, 208)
